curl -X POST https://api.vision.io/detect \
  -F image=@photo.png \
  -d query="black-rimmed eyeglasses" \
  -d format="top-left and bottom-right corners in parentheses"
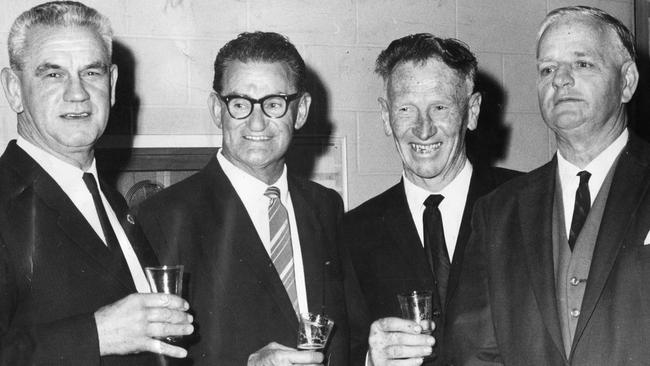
top-left (218, 93), bottom-right (301, 119)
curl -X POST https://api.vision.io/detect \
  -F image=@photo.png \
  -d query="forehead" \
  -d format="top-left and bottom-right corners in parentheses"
top-left (221, 60), bottom-right (296, 95)
top-left (387, 59), bottom-right (466, 98)
top-left (537, 17), bottom-right (618, 61)
top-left (23, 25), bottom-right (109, 67)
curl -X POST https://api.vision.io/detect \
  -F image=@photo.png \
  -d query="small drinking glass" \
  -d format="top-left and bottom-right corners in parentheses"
top-left (397, 290), bottom-right (433, 334)
top-left (297, 312), bottom-right (335, 352)
top-left (145, 265), bottom-right (184, 343)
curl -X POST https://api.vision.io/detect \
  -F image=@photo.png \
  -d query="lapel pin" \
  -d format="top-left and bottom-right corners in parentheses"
top-left (126, 214), bottom-right (136, 225)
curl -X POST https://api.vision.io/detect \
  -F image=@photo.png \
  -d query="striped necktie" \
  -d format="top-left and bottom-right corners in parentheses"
top-left (265, 186), bottom-right (299, 316)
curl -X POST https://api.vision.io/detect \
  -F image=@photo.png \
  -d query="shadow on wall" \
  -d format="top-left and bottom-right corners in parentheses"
top-left (466, 70), bottom-right (512, 167)
top-left (98, 40), bottom-right (140, 188)
top-left (286, 66), bottom-right (335, 180)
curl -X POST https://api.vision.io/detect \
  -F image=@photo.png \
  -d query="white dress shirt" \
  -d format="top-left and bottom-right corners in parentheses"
top-left (217, 150), bottom-right (308, 316)
top-left (403, 161), bottom-right (473, 260)
top-left (557, 129), bottom-right (628, 237)
top-left (16, 137), bottom-right (150, 293)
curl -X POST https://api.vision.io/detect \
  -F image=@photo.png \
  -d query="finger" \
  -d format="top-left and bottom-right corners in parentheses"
top-left (381, 344), bottom-right (432, 360)
top-left (288, 350), bottom-right (324, 363)
top-left (373, 317), bottom-right (421, 334)
top-left (384, 332), bottom-right (435, 347)
top-left (142, 293), bottom-right (190, 310)
top-left (147, 322), bottom-right (194, 338)
top-left (147, 338), bottom-right (188, 358)
top-left (146, 308), bottom-right (193, 324)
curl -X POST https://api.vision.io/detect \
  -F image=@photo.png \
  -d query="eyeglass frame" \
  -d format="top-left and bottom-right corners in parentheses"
top-left (217, 93), bottom-right (302, 119)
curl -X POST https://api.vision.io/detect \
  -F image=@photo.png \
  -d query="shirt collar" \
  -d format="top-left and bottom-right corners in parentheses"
top-left (17, 136), bottom-right (98, 185)
top-left (404, 160), bottom-right (473, 210)
top-left (557, 128), bottom-right (628, 192)
top-left (217, 149), bottom-right (289, 202)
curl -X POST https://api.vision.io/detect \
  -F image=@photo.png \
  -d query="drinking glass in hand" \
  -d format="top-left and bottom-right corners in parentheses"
top-left (145, 265), bottom-right (184, 343)
top-left (297, 312), bottom-right (334, 352)
top-left (397, 290), bottom-right (433, 334)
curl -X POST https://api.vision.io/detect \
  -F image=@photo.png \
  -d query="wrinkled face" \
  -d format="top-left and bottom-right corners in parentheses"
top-left (209, 61), bottom-right (310, 184)
top-left (379, 59), bottom-right (480, 190)
top-left (536, 18), bottom-right (635, 142)
top-left (1, 25), bottom-right (116, 161)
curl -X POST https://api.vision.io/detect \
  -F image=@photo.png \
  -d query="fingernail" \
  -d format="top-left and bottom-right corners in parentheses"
top-left (188, 314), bottom-right (194, 323)
top-left (427, 337), bottom-right (435, 345)
top-left (184, 302), bottom-right (190, 310)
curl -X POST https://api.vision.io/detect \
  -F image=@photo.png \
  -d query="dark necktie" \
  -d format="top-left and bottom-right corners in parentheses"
top-left (423, 194), bottom-right (451, 306)
top-left (568, 171), bottom-right (591, 251)
top-left (82, 173), bottom-right (121, 252)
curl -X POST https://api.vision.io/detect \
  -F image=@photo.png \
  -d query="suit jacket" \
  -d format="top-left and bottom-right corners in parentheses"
top-left (446, 134), bottom-right (650, 365)
top-left (341, 164), bottom-right (519, 364)
top-left (0, 141), bottom-right (160, 366)
top-left (136, 156), bottom-right (369, 365)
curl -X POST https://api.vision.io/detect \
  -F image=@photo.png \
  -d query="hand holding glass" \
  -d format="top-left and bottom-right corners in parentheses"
top-left (297, 312), bottom-right (334, 352)
top-left (145, 265), bottom-right (184, 343)
top-left (397, 290), bottom-right (433, 334)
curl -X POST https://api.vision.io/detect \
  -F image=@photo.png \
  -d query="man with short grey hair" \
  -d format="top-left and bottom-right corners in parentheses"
top-left (447, 6), bottom-right (650, 365)
top-left (0, 2), bottom-right (193, 364)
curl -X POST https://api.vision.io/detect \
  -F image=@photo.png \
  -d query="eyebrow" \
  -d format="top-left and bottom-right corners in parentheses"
top-left (34, 61), bottom-right (109, 75)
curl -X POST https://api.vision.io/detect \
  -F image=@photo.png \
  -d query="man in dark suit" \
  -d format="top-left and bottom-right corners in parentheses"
top-left (136, 31), bottom-right (368, 365)
top-left (341, 34), bottom-right (519, 365)
top-left (0, 2), bottom-right (193, 365)
top-left (446, 6), bottom-right (650, 365)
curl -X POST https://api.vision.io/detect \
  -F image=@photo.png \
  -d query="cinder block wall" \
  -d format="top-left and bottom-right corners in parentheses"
top-left (0, 0), bottom-right (634, 209)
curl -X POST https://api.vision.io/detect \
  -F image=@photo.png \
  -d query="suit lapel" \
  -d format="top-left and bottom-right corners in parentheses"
top-left (517, 159), bottom-right (565, 356)
top-left (384, 182), bottom-right (434, 283)
top-left (101, 180), bottom-right (159, 268)
top-left (204, 159), bottom-right (299, 330)
top-left (572, 136), bottom-right (650, 351)
top-left (289, 178), bottom-right (327, 315)
top-left (5, 142), bottom-right (136, 292)
top-left (447, 166), bottom-right (496, 304)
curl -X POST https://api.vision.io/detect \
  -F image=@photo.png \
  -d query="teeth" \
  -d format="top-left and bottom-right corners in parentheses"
top-left (244, 135), bottom-right (270, 141)
top-left (411, 142), bottom-right (441, 153)
top-left (63, 113), bottom-right (90, 118)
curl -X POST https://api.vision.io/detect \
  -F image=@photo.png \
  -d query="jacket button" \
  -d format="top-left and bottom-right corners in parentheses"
top-left (570, 308), bottom-right (580, 318)
top-left (570, 277), bottom-right (580, 286)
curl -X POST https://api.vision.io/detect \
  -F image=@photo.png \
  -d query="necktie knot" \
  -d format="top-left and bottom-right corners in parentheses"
top-left (82, 172), bottom-right (98, 192)
top-left (577, 170), bottom-right (591, 185)
top-left (424, 194), bottom-right (444, 209)
top-left (264, 186), bottom-right (281, 200)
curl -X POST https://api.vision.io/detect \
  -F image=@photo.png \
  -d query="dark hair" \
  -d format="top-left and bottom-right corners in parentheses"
top-left (375, 33), bottom-right (478, 89)
top-left (8, 1), bottom-right (112, 71)
top-left (212, 31), bottom-right (306, 93)
top-left (538, 6), bottom-right (636, 61)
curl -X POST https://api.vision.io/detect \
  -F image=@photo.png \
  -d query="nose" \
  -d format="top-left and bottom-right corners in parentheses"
top-left (246, 103), bottom-right (267, 132)
top-left (63, 75), bottom-right (90, 102)
top-left (552, 65), bottom-right (574, 89)
top-left (413, 111), bottom-right (436, 140)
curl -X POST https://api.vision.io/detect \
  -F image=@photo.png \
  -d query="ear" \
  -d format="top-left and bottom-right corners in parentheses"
top-left (378, 96), bottom-right (393, 136)
top-left (109, 64), bottom-right (118, 107)
top-left (620, 60), bottom-right (639, 103)
top-left (466, 91), bottom-right (482, 131)
top-left (208, 91), bottom-right (223, 129)
top-left (0, 67), bottom-right (24, 113)
top-left (293, 92), bottom-right (311, 130)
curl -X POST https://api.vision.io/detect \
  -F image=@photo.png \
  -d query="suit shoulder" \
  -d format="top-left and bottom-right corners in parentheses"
top-left (488, 166), bottom-right (523, 184)
top-left (289, 175), bottom-right (342, 205)
top-left (138, 170), bottom-right (207, 213)
top-left (344, 183), bottom-right (401, 222)
top-left (481, 162), bottom-right (552, 205)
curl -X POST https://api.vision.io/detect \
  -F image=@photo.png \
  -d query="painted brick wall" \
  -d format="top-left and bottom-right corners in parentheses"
top-left (0, 0), bottom-right (635, 209)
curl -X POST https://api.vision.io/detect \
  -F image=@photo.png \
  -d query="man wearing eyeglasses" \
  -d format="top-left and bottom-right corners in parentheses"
top-left (136, 31), bottom-right (369, 365)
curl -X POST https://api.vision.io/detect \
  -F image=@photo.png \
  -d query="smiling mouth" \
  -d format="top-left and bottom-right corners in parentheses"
top-left (554, 97), bottom-right (582, 105)
top-left (410, 142), bottom-right (441, 153)
top-left (244, 135), bottom-right (271, 141)
top-left (61, 112), bottom-right (90, 119)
